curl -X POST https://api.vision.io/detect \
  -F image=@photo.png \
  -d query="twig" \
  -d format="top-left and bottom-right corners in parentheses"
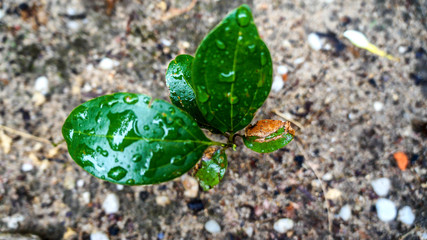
top-left (399, 226), bottom-right (419, 240)
top-left (296, 140), bottom-right (333, 239)
top-left (160, 0), bottom-right (197, 22)
top-left (0, 125), bottom-right (54, 146)
top-left (272, 108), bottom-right (304, 130)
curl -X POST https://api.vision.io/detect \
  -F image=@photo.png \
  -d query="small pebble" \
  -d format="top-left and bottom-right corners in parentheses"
top-left (293, 57), bottom-right (305, 65)
top-left (102, 193), bottom-right (119, 214)
top-left (398, 206), bottom-right (415, 225)
top-left (187, 198), bottom-right (204, 212)
top-left (338, 205), bottom-right (352, 221)
top-left (204, 219), bottom-right (221, 234)
top-left (2, 214), bottom-right (25, 229)
top-left (90, 232), bottom-right (109, 240)
top-left (244, 226), bottom-right (253, 237)
top-left (76, 179), bottom-right (85, 188)
top-left (21, 163), bottom-right (34, 172)
top-left (160, 38), bottom-right (172, 47)
top-left (116, 185), bottom-right (124, 191)
top-left (322, 172), bottom-right (333, 181)
top-left (182, 175), bottom-right (199, 198)
top-left (398, 46), bottom-right (407, 54)
top-left (67, 21), bottom-right (80, 30)
top-left (34, 76), bottom-right (49, 95)
top-left (376, 198), bottom-right (397, 222)
top-left (156, 195), bottom-right (171, 206)
top-left (373, 101), bottom-right (384, 112)
top-left (277, 65), bottom-right (288, 75)
top-left (81, 191), bottom-right (91, 204)
top-left (272, 75), bottom-right (284, 92)
top-left (273, 218), bottom-right (294, 233)
top-left (371, 178), bottom-right (391, 196)
top-left (325, 188), bottom-right (342, 200)
top-left (99, 58), bottom-right (119, 70)
top-left (307, 33), bottom-right (323, 51)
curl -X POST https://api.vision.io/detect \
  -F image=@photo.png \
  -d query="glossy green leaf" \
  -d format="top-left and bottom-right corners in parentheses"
top-left (192, 4), bottom-right (272, 133)
top-left (243, 120), bottom-right (295, 153)
top-left (165, 54), bottom-right (217, 131)
top-left (62, 93), bottom-right (216, 185)
top-left (195, 147), bottom-right (227, 191)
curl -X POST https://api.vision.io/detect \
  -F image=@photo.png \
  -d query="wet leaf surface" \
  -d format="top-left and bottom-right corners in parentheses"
top-left (62, 93), bottom-right (215, 185)
top-left (165, 54), bottom-right (217, 131)
top-left (195, 147), bottom-right (227, 191)
top-left (243, 120), bottom-right (295, 153)
top-left (192, 4), bottom-right (272, 133)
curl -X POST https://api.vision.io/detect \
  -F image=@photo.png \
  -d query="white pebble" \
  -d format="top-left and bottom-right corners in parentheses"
top-left (102, 193), bottom-right (119, 214)
top-left (182, 175), bottom-right (199, 198)
top-left (371, 178), bottom-right (391, 196)
top-left (205, 219), bottom-right (221, 234)
top-left (2, 214), bottom-right (25, 229)
top-left (99, 58), bottom-right (119, 70)
top-left (90, 232), bottom-right (109, 240)
top-left (338, 205), bottom-right (352, 221)
top-left (322, 172), bottom-right (333, 181)
top-left (271, 75), bottom-right (284, 92)
top-left (293, 57), bottom-right (305, 65)
top-left (116, 184), bottom-right (124, 190)
top-left (34, 76), bottom-right (49, 95)
top-left (67, 21), bottom-right (80, 30)
top-left (376, 198), bottom-right (397, 222)
top-left (398, 46), bottom-right (407, 54)
top-left (244, 226), bottom-right (253, 237)
top-left (156, 196), bottom-right (171, 206)
top-left (160, 38), bottom-right (172, 47)
top-left (273, 218), bottom-right (294, 233)
top-left (81, 191), bottom-right (91, 204)
top-left (398, 206), bottom-right (415, 225)
top-left (76, 179), bottom-right (85, 188)
top-left (0, 9), bottom-right (4, 20)
top-left (277, 65), bottom-right (288, 75)
top-left (307, 33), bottom-right (323, 51)
top-left (21, 163), bottom-right (34, 172)
top-left (373, 101), bottom-right (384, 112)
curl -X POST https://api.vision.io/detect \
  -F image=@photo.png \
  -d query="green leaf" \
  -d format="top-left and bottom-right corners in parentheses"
top-left (243, 120), bottom-right (295, 153)
top-left (195, 147), bottom-right (227, 191)
top-left (165, 54), bottom-right (217, 132)
top-left (62, 93), bottom-right (216, 185)
top-left (192, 4), bottom-right (272, 133)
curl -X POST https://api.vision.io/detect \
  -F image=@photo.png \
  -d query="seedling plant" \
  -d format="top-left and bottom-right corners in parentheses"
top-left (62, 5), bottom-right (295, 190)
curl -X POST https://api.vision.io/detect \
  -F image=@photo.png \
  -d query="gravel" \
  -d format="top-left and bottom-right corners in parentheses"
top-left (375, 198), bottom-right (397, 222)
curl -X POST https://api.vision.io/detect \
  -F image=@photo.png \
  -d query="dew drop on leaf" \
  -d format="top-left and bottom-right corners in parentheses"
top-left (108, 166), bottom-right (128, 181)
top-left (197, 86), bottom-right (210, 103)
top-left (248, 44), bottom-right (256, 53)
top-left (260, 52), bottom-right (267, 66)
top-left (96, 146), bottom-right (109, 157)
top-left (124, 94), bottom-right (139, 104)
top-left (126, 179), bottom-right (135, 185)
top-left (132, 154), bottom-right (143, 162)
top-left (168, 107), bottom-right (176, 114)
top-left (143, 125), bottom-right (150, 131)
top-left (229, 95), bottom-right (239, 105)
top-left (219, 71), bottom-right (235, 82)
top-left (215, 39), bottom-right (226, 50)
top-left (236, 7), bottom-right (250, 27)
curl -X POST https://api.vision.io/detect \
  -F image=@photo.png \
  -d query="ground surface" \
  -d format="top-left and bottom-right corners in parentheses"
top-left (0, 0), bottom-right (426, 239)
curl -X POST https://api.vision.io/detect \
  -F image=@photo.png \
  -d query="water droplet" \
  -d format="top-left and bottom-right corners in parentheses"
top-left (132, 154), bottom-right (143, 162)
top-left (229, 95), bottom-right (239, 105)
top-left (108, 166), bottom-right (127, 181)
top-left (197, 86), bottom-right (210, 103)
top-left (236, 7), bottom-right (251, 27)
top-left (96, 146), bottom-right (109, 157)
top-left (170, 155), bottom-right (184, 166)
top-left (199, 105), bottom-right (208, 116)
top-left (143, 125), bottom-right (150, 131)
top-left (215, 39), bottom-right (226, 50)
top-left (206, 112), bottom-right (214, 121)
top-left (107, 110), bottom-right (140, 151)
top-left (126, 179), bottom-right (135, 185)
top-left (168, 107), bottom-right (176, 114)
top-left (260, 52), bottom-right (267, 66)
top-left (124, 94), bottom-right (139, 104)
top-left (248, 44), bottom-right (256, 53)
top-left (219, 71), bottom-right (235, 82)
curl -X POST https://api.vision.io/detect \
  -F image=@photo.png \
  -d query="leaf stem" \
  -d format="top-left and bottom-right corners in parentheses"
top-left (0, 124), bottom-right (60, 147)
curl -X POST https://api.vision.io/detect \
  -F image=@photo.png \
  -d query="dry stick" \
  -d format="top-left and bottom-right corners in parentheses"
top-left (0, 125), bottom-right (56, 146)
top-left (296, 140), bottom-right (333, 239)
top-left (160, 0), bottom-right (198, 22)
top-left (272, 109), bottom-right (304, 130)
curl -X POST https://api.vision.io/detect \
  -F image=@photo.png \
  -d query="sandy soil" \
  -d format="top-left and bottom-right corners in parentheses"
top-left (0, 0), bottom-right (426, 239)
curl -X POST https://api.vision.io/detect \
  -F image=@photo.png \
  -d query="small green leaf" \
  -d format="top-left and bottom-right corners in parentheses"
top-left (243, 120), bottom-right (295, 153)
top-left (195, 147), bottom-right (228, 191)
top-left (62, 93), bottom-right (216, 185)
top-left (192, 4), bottom-right (272, 133)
